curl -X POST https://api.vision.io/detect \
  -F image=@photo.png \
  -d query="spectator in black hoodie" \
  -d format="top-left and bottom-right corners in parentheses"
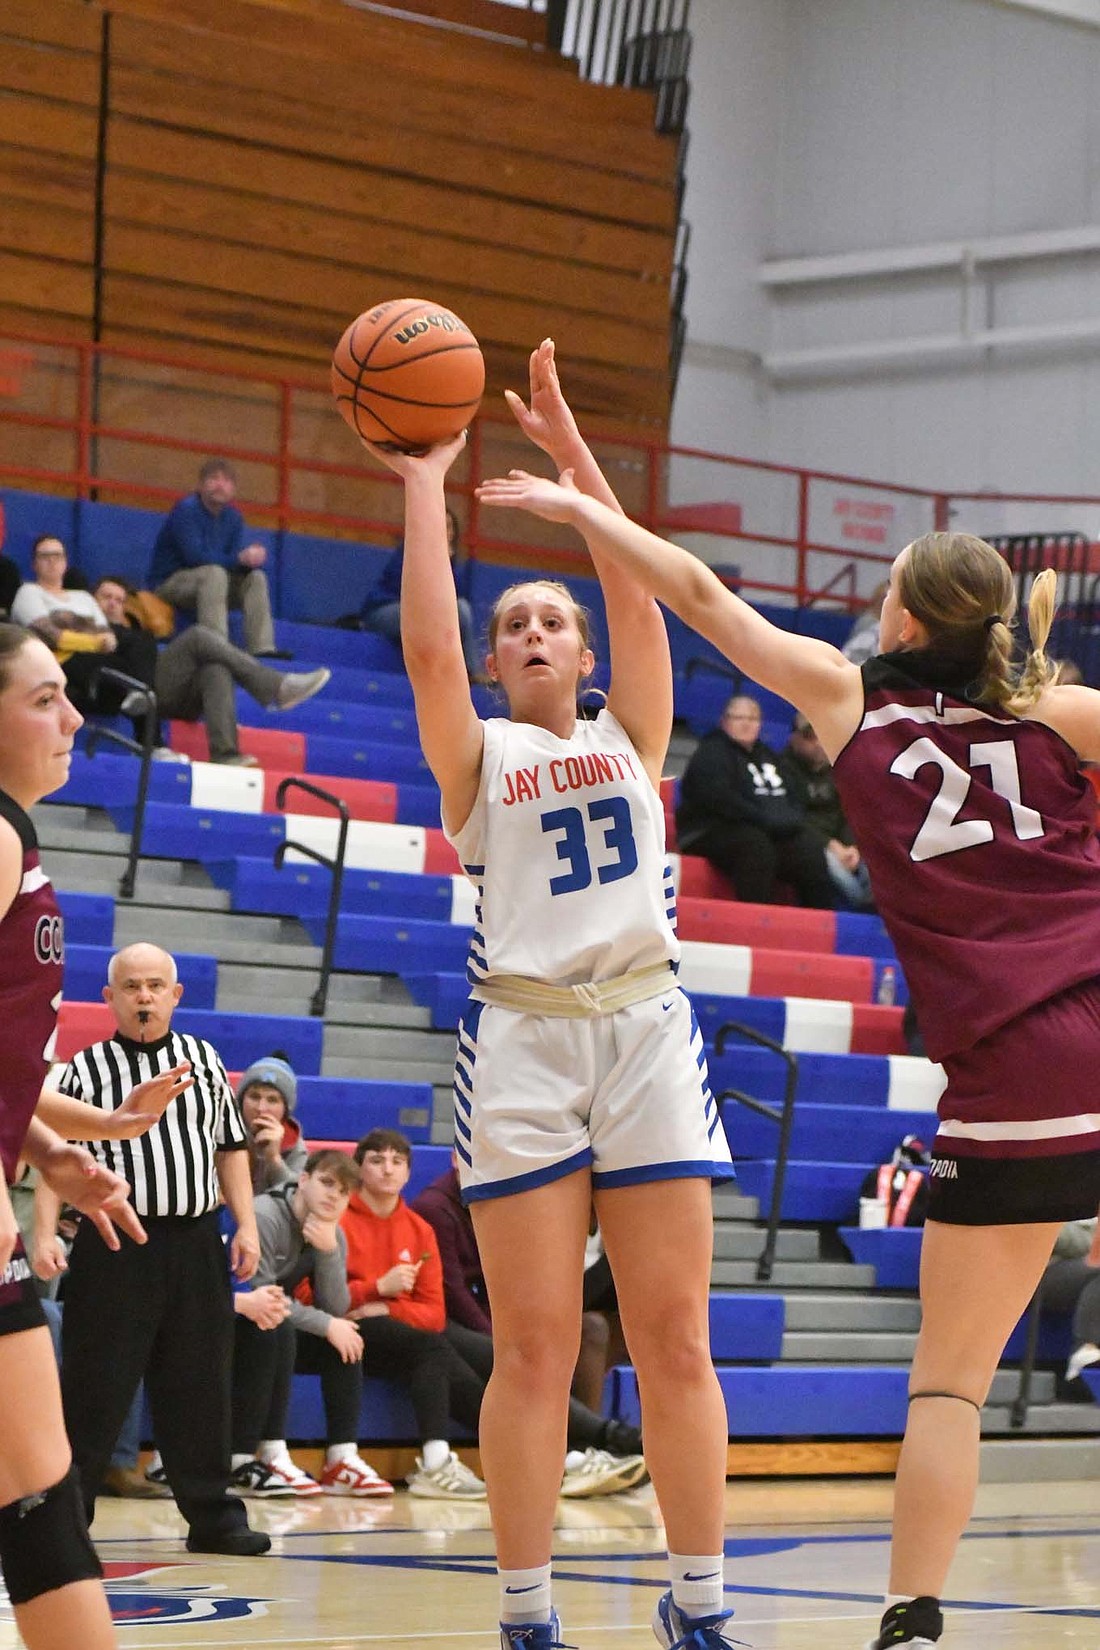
top-left (675, 694), bottom-right (835, 908)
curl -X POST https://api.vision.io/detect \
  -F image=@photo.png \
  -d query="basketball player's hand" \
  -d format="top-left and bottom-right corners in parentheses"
top-left (230, 1222), bottom-right (261, 1282)
top-left (31, 1234), bottom-right (67, 1282)
top-left (326, 1317), bottom-right (366, 1363)
top-left (40, 1144), bottom-right (146, 1251)
top-left (361, 430), bottom-right (466, 479)
top-left (504, 337), bottom-right (581, 463)
top-left (235, 1285), bottom-right (291, 1331)
top-left (108, 1063), bottom-right (193, 1139)
top-left (477, 468), bottom-right (581, 525)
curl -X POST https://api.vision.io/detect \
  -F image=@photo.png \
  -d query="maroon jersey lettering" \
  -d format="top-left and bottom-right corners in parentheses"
top-left (833, 657), bottom-right (1100, 1062)
top-left (0, 790), bottom-right (63, 1182)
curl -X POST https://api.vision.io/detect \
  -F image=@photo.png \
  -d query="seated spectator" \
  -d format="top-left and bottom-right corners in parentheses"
top-left (361, 509), bottom-right (485, 681)
top-left (675, 694), bottom-right (836, 908)
top-left (230, 1150), bottom-right (384, 1497)
top-left (412, 1155), bottom-right (647, 1497)
top-left (236, 1056), bottom-right (308, 1195)
top-left (150, 458), bottom-right (287, 659)
top-left (841, 580), bottom-right (889, 665)
top-left (783, 714), bottom-right (874, 910)
top-left (1038, 1219), bottom-right (1100, 1390)
top-left (93, 574), bottom-right (330, 766)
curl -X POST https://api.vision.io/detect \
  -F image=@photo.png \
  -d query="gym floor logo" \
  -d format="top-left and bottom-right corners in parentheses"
top-left (3, 1562), bottom-right (274, 1626)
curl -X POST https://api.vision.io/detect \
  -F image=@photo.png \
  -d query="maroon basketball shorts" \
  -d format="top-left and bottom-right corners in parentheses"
top-left (0, 1236), bottom-right (47, 1337)
top-left (929, 975), bottom-right (1100, 1225)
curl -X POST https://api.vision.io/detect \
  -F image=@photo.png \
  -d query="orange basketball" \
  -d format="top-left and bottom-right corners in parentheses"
top-left (331, 298), bottom-right (485, 451)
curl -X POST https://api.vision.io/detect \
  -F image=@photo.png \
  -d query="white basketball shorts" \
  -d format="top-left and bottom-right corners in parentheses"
top-left (452, 985), bottom-right (735, 1204)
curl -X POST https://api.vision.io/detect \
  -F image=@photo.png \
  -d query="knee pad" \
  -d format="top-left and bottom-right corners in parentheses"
top-left (0, 1466), bottom-right (102, 1606)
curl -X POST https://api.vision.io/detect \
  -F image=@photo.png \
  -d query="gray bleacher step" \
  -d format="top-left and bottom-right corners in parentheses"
top-left (710, 1260), bottom-right (877, 1289)
top-left (40, 850), bottom-right (230, 909)
top-left (218, 993), bottom-right (431, 1028)
top-left (112, 905), bottom-right (320, 966)
top-left (980, 1437), bottom-right (1100, 1479)
top-left (980, 1402), bottom-right (1100, 1435)
top-left (35, 815), bottom-right (131, 855)
top-left (986, 1369), bottom-right (1054, 1404)
top-left (783, 1293), bottom-right (921, 1332)
top-left (713, 1226), bottom-right (818, 1262)
top-left (712, 1186), bottom-right (760, 1221)
top-left (323, 1056), bottom-right (457, 1082)
top-left (781, 1330), bottom-right (919, 1362)
top-left (323, 1025), bottom-right (456, 1063)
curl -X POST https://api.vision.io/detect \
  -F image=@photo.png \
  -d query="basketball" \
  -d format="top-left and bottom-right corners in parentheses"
top-left (331, 298), bottom-right (485, 451)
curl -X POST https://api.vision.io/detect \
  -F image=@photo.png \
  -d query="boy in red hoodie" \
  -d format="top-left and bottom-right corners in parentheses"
top-left (342, 1129), bottom-right (487, 1499)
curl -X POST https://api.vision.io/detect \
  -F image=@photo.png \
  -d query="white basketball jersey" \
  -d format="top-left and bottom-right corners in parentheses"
top-left (446, 710), bottom-right (679, 987)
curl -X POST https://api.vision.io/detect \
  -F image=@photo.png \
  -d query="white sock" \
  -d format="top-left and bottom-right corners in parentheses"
top-left (230, 1453), bottom-right (253, 1471)
top-left (669, 1553), bottom-right (725, 1617)
top-left (421, 1438), bottom-right (450, 1471)
top-left (257, 1439), bottom-right (289, 1465)
top-left (499, 1562), bottom-right (552, 1625)
top-left (884, 1594), bottom-right (915, 1611)
top-left (326, 1442), bottom-right (358, 1465)
top-left (147, 1452), bottom-right (162, 1473)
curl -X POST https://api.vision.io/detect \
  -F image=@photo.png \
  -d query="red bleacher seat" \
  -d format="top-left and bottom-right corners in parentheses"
top-left (262, 770), bottom-right (397, 824)
top-left (678, 897), bottom-right (835, 953)
top-left (850, 1003), bottom-right (907, 1055)
top-left (750, 949), bottom-right (873, 1004)
top-left (57, 1002), bottom-right (116, 1061)
top-left (169, 722), bottom-right (307, 771)
top-left (676, 856), bottom-right (737, 901)
top-left (423, 829), bottom-right (462, 875)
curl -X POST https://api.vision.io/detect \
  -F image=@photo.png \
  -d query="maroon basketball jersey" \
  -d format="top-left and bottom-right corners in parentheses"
top-left (833, 655), bottom-right (1100, 1063)
top-left (0, 789), bottom-right (63, 1183)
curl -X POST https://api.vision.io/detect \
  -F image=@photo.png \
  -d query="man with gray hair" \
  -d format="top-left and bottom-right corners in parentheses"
top-left (43, 942), bottom-right (270, 1554)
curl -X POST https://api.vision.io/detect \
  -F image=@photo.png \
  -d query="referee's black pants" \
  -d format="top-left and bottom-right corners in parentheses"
top-left (61, 1212), bottom-right (249, 1538)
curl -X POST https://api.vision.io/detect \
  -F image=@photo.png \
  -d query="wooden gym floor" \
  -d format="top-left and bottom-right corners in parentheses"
top-left (4, 1475), bottom-right (1097, 1648)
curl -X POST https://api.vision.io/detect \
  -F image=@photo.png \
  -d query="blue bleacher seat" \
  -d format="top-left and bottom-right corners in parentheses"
top-left (838, 1227), bottom-right (922, 1290)
top-left (709, 1294), bottom-right (785, 1361)
top-left (296, 1077), bottom-right (432, 1144)
top-left (2, 489), bottom-right (77, 571)
top-left (249, 692), bottom-right (418, 742)
top-left (56, 750), bottom-right (193, 812)
top-left (724, 1102), bottom-right (932, 1166)
top-left (732, 1159), bottom-right (866, 1224)
top-left (318, 665), bottom-right (415, 709)
top-left (211, 859), bottom-right (455, 924)
top-left (305, 734), bottom-right (432, 786)
top-left (72, 499), bottom-right (169, 591)
top-left (614, 1364), bottom-right (909, 1437)
top-left (173, 1007), bottom-right (323, 1075)
top-left (327, 915), bottom-right (471, 975)
top-left (57, 891), bottom-right (115, 946)
top-left (124, 802), bottom-right (287, 861)
top-left (709, 1046), bottom-right (893, 1110)
top-left (279, 533), bottom-right (390, 623)
top-left (395, 782), bottom-right (443, 828)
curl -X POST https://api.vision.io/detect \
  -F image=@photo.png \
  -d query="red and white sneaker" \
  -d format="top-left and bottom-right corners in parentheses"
top-left (319, 1453), bottom-right (394, 1497)
top-left (259, 1456), bottom-right (323, 1498)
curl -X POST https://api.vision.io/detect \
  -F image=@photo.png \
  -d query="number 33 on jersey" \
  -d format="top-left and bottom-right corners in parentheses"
top-left (446, 710), bottom-right (680, 989)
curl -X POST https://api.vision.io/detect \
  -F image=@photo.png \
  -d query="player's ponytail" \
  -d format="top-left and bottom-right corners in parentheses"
top-left (1006, 567), bottom-right (1060, 715)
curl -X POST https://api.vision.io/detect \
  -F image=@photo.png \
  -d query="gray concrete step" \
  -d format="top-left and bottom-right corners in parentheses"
top-left (112, 905), bottom-right (320, 966)
top-left (711, 1260), bottom-right (877, 1289)
top-left (713, 1186), bottom-right (761, 1221)
top-left (980, 1437), bottom-right (1100, 1479)
top-left (323, 1025), bottom-right (456, 1063)
top-left (714, 1226), bottom-right (818, 1262)
top-left (783, 1293), bottom-right (921, 1332)
top-left (323, 1056), bottom-right (457, 1083)
top-left (981, 1402), bottom-right (1100, 1435)
top-left (40, 849), bottom-right (231, 910)
top-left (782, 1329), bottom-right (919, 1361)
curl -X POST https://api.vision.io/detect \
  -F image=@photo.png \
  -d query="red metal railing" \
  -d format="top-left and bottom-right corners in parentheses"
top-left (0, 327), bottom-right (963, 611)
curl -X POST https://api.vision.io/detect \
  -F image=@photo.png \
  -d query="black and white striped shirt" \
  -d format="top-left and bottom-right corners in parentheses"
top-left (58, 1031), bottom-right (248, 1218)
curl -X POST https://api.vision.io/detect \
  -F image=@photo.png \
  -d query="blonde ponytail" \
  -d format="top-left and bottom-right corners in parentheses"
top-left (1006, 567), bottom-right (1059, 716)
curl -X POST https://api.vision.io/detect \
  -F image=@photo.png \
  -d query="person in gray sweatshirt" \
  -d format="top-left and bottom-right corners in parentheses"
top-left (229, 1149), bottom-right (395, 1498)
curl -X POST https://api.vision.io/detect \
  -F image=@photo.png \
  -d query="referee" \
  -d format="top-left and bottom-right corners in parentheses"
top-left (52, 942), bottom-right (270, 1554)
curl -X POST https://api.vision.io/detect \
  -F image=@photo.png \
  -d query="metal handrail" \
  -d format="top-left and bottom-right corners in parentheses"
top-left (82, 668), bottom-right (156, 900)
top-left (1010, 1289), bottom-right (1046, 1430)
top-left (273, 776), bottom-right (350, 1018)
top-left (713, 1019), bottom-right (798, 1283)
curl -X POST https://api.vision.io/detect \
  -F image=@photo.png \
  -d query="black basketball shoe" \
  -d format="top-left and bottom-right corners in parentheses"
top-left (866, 1596), bottom-right (943, 1648)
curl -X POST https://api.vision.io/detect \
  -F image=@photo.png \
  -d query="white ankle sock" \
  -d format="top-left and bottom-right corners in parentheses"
top-left (326, 1443), bottom-right (358, 1465)
top-left (230, 1453), bottom-right (253, 1471)
top-left (420, 1439), bottom-right (450, 1471)
top-left (499, 1563), bottom-right (552, 1625)
top-left (257, 1439), bottom-right (289, 1465)
top-left (669, 1553), bottom-right (725, 1617)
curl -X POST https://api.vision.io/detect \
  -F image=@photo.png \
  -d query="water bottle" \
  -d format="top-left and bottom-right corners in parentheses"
top-left (876, 965), bottom-right (897, 1007)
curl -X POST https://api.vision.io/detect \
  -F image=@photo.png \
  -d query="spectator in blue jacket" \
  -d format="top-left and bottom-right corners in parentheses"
top-left (360, 509), bottom-right (485, 680)
top-left (150, 459), bottom-right (284, 659)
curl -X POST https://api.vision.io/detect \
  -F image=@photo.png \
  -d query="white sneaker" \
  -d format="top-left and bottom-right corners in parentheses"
top-left (274, 667), bottom-right (331, 711)
top-left (1066, 1342), bottom-right (1100, 1383)
top-left (406, 1449), bottom-right (487, 1501)
top-left (260, 1455), bottom-right (323, 1497)
top-left (560, 1447), bottom-right (648, 1498)
top-left (319, 1452), bottom-right (394, 1497)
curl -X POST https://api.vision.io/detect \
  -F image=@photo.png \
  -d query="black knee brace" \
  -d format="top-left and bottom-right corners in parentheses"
top-left (0, 1466), bottom-right (102, 1605)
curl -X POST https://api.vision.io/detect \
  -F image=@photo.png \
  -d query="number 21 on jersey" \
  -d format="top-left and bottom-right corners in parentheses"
top-left (892, 736), bottom-right (1044, 863)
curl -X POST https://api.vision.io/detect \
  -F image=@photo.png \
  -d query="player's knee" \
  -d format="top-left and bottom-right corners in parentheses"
top-left (631, 1313), bottom-right (711, 1386)
top-left (0, 1466), bottom-right (101, 1606)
